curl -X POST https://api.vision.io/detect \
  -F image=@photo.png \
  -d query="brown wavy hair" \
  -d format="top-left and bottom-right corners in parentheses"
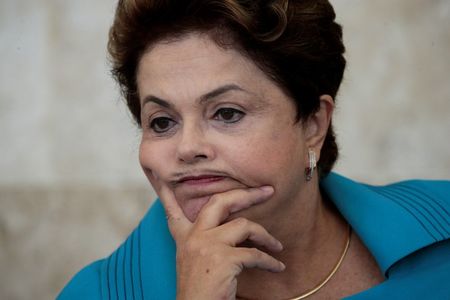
top-left (108, 0), bottom-right (346, 177)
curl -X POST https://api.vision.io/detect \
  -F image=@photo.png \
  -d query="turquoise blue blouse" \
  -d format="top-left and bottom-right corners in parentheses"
top-left (58, 173), bottom-right (450, 299)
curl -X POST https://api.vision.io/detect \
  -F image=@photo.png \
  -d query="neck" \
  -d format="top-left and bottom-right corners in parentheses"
top-left (237, 178), bottom-right (348, 299)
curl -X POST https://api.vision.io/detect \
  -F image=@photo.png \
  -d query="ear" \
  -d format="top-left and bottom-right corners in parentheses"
top-left (304, 95), bottom-right (334, 159)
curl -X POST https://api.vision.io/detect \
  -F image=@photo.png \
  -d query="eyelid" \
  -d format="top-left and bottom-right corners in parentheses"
top-left (145, 109), bottom-right (178, 134)
top-left (210, 101), bottom-right (246, 113)
top-left (151, 117), bottom-right (176, 131)
top-left (212, 107), bottom-right (246, 124)
top-left (146, 108), bottom-right (178, 123)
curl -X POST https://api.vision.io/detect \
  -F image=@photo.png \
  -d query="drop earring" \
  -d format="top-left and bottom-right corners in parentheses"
top-left (305, 149), bottom-right (317, 181)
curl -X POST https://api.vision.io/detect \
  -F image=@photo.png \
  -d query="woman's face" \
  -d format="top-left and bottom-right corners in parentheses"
top-left (137, 33), bottom-right (311, 222)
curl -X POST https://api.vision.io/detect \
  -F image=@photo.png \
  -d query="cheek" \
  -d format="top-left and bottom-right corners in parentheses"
top-left (139, 140), bottom-right (171, 183)
top-left (221, 130), bottom-right (305, 185)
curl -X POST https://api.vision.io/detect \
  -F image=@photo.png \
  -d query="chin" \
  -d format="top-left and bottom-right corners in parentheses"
top-left (180, 196), bottom-right (211, 222)
top-left (181, 194), bottom-right (267, 223)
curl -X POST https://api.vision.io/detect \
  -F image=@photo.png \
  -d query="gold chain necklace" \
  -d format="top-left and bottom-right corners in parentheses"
top-left (237, 225), bottom-right (352, 300)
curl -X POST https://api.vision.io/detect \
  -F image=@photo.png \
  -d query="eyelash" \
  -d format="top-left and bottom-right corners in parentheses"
top-left (213, 107), bottom-right (246, 123)
top-left (148, 116), bottom-right (177, 134)
top-left (146, 107), bottom-right (246, 134)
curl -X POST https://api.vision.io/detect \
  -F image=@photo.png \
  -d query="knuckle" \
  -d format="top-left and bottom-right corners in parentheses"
top-left (243, 188), bottom-right (254, 195)
top-left (257, 225), bottom-right (269, 236)
top-left (207, 194), bottom-right (223, 207)
top-left (233, 217), bottom-right (249, 228)
top-left (210, 251), bottom-right (223, 264)
top-left (183, 238), bottom-right (200, 253)
top-left (198, 246), bottom-right (210, 257)
top-left (244, 188), bottom-right (260, 199)
top-left (248, 247), bottom-right (263, 259)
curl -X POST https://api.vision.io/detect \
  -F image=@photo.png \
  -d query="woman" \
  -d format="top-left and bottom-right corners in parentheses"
top-left (58, 0), bottom-right (450, 299)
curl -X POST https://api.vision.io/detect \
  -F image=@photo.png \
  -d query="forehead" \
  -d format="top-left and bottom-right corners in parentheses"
top-left (139, 32), bottom-right (242, 70)
top-left (141, 33), bottom-right (242, 69)
top-left (136, 33), bottom-right (269, 100)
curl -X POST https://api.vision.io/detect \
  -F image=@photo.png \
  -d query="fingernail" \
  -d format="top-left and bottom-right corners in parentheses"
top-left (276, 240), bottom-right (283, 251)
top-left (260, 186), bottom-right (274, 194)
top-left (280, 261), bottom-right (286, 270)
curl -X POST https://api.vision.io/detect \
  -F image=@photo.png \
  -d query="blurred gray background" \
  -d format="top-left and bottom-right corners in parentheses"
top-left (1, 1), bottom-right (449, 299)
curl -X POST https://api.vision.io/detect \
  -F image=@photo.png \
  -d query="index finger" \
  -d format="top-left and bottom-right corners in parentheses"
top-left (195, 186), bottom-right (274, 230)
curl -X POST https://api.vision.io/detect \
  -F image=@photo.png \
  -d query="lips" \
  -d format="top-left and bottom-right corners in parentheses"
top-left (174, 174), bottom-right (231, 199)
top-left (169, 171), bottom-right (249, 220)
top-left (173, 173), bottom-right (246, 202)
top-left (177, 175), bottom-right (226, 185)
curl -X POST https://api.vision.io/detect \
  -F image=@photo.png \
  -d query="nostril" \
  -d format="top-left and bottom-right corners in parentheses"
top-left (179, 153), bottom-right (209, 164)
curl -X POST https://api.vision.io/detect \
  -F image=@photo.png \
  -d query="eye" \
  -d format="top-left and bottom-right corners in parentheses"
top-left (149, 117), bottom-right (176, 133)
top-left (213, 107), bottom-right (245, 123)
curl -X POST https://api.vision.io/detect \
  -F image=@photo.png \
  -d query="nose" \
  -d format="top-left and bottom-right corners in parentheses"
top-left (176, 122), bottom-right (215, 164)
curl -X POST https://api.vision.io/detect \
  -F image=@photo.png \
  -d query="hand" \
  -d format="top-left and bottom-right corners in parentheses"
top-left (158, 185), bottom-right (285, 300)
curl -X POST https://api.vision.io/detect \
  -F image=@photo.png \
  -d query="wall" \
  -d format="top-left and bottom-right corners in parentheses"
top-left (0, 1), bottom-right (449, 299)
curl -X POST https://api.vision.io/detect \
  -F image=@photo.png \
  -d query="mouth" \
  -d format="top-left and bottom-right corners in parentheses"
top-left (176, 175), bottom-right (226, 186)
top-left (173, 174), bottom-right (231, 198)
top-left (168, 170), bottom-right (250, 221)
top-left (171, 169), bottom-right (231, 186)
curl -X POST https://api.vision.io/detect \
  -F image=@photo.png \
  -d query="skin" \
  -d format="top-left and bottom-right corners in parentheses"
top-left (137, 32), bottom-right (383, 300)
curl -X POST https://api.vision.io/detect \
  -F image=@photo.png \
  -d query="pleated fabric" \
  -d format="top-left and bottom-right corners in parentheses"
top-left (101, 226), bottom-right (144, 300)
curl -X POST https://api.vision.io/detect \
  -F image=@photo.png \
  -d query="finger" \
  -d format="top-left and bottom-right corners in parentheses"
top-left (195, 186), bottom-right (274, 230)
top-left (217, 218), bottom-right (283, 252)
top-left (158, 184), bottom-right (192, 238)
top-left (235, 247), bottom-right (285, 273)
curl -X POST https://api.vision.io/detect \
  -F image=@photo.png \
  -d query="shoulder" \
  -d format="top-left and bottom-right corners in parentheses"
top-left (366, 178), bottom-right (450, 241)
top-left (322, 172), bottom-right (450, 203)
top-left (346, 239), bottom-right (450, 300)
top-left (373, 177), bottom-right (450, 205)
top-left (325, 175), bottom-right (450, 299)
top-left (322, 173), bottom-right (450, 235)
top-left (321, 173), bottom-right (450, 274)
top-left (57, 260), bottom-right (104, 300)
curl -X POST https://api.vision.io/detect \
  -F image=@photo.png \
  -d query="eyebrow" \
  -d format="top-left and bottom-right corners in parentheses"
top-left (141, 84), bottom-right (248, 108)
top-left (142, 95), bottom-right (172, 109)
top-left (199, 84), bottom-right (246, 104)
